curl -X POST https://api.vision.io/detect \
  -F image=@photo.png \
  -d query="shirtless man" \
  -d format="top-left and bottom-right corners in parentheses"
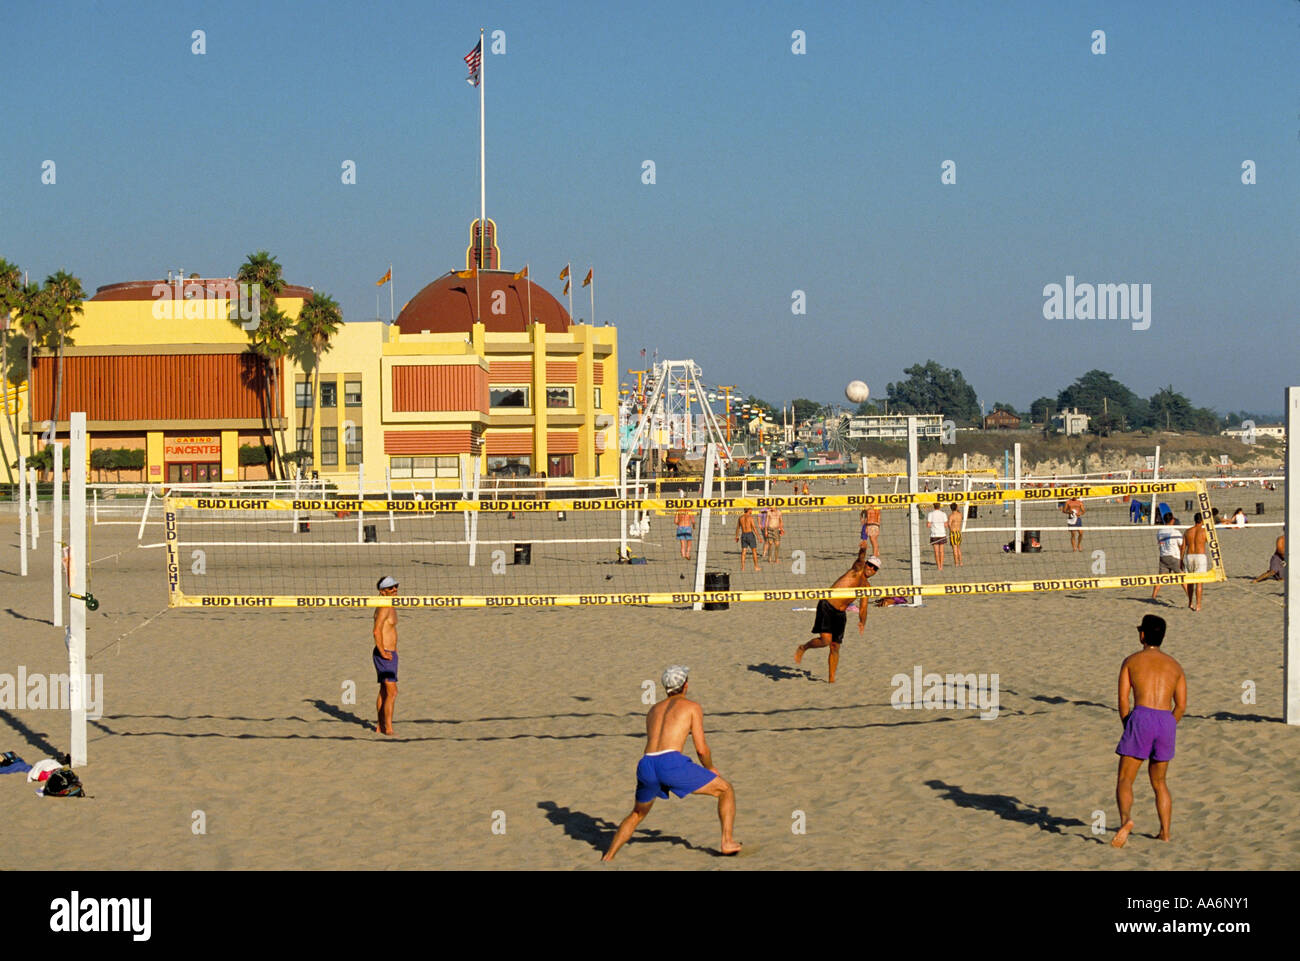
top-left (735, 507), bottom-right (761, 571)
top-left (794, 547), bottom-right (879, 683)
top-left (1063, 496), bottom-right (1086, 552)
top-left (602, 665), bottom-right (740, 860)
top-left (372, 575), bottom-right (400, 735)
top-left (674, 508), bottom-right (695, 560)
top-left (1111, 614), bottom-right (1186, 847)
top-left (948, 504), bottom-right (964, 567)
top-left (1181, 513), bottom-right (1209, 611)
top-left (762, 507), bottom-right (785, 564)
top-left (1252, 533), bottom-right (1285, 583)
top-left (859, 506), bottom-right (881, 557)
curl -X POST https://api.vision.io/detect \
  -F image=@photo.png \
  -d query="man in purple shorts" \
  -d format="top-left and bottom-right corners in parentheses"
top-left (372, 575), bottom-right (400, 735)
top-left (1112, 614), bottom-right (1186, 847)
top-left (603, 665), bottom-right (741, 860)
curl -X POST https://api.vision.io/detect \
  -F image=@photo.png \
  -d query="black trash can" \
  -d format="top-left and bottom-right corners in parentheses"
top-left (298, 519), bottom-right (310, 533)
top-left (514, 543), bottom-right (532, 565)
top-left (1185, 499), bottom-right (1194, 511)
top-left (363, 524), bottom-right (377, 543)
top-left (1022, 530), bottom-right (1042, 553)
top-left (703, 571), bottom-right (730, 610)
top-left (968, 505), bottom-right (977, 519)
top-left (1256, 502), bottom-right (1265, 515)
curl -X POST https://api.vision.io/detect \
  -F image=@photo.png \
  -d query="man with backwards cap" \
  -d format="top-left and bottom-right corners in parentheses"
top-left (373, 575), bottom-right (400, 735)
top-left (1111, 614), bottom-right (1186, 848)
top-left (794, 547), bottom-right (879, 683)
top-left (603, 665), bottom-right (741, 860)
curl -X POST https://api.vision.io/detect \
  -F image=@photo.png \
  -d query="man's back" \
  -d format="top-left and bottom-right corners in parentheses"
top-left (1124, 648), bottom-right (1184, 714)
top-left (645, 696), bottom-right (700, 754)
top-left (1185, 522), bottom-right (1207, 554)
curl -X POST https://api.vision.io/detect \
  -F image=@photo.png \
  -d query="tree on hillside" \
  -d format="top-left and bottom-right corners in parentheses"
top-left (1028, 396), bottom-right (1055, 424)
top-left (1055, 370), bottom-right (1149, 430)
top-left (791, 398), bottom-right (822, 423)
top-left (885, 360), bottom-right (980, 425)
top-left (1148, 386), bottom-right (1219, 434)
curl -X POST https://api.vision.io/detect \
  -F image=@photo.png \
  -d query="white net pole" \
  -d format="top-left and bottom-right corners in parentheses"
top-left (386, 467), bottom-right (395, 532)
top-left (1014, 442), bottom-right (1023, 553)
top-left (29, 467), bottom-right (38, 545)
top-left (18, 453), bottom-right (27, 576)
top-left (53, 442), bottom-right (62, 627)
top-left (356, 463), bottom-right (364, 544)
top-left (693, 442), bottom-right (717, 611)
top-left (907, 416), bottom-right (922, 607)
top-left (1286, 387), bottom-right (1299, 726)
top-left (68, 412), bottom-right (87, 767)
top-left (1150, 445), bottom-right (1161, 525)
top-left (467, 455), bottom-right (481, 566)
top-left (137, 486), bottom-right (153, 542)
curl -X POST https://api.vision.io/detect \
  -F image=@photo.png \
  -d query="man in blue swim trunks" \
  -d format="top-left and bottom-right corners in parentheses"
top-left (1112, 614), bottom-right (1186, 847)
top-left (372, 575), bottom-right (400, 735)
top-left (603, 665), bottom-right (741, 860)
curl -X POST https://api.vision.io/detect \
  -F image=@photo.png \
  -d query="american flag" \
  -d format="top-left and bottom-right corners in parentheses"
top-left (464, 41), bottom-right (481, 86)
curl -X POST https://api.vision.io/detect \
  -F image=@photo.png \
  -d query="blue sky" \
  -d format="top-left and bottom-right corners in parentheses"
top-left (2, 0), bottom-right (1297, 417)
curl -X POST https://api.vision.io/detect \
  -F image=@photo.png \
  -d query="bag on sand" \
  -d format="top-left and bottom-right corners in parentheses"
top-left (43, 768), bottom-right (86, 798)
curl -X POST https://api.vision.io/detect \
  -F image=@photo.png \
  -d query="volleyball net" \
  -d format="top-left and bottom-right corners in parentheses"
top-left (163, 479), bottom-right (1225, 609)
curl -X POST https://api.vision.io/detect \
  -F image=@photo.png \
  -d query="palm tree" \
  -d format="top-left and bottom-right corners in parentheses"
top-left (235, 252), bottom-right (291, 477)
top-left (42, 271), bottom-right (85, 442)
top-left (295, 292), bottom-right (343, 470)
top-left (14, 280), bottom-right (49, 458)
top-left (0, 259), bottom-right (23, 483)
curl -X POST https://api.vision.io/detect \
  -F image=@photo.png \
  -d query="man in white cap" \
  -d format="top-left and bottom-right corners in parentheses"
top-left (602, 665), bottom-right (741, 860)
top-left (373, 575), bottom-right (399, 735)
top-left (795, 546), bottom-right (879, 683)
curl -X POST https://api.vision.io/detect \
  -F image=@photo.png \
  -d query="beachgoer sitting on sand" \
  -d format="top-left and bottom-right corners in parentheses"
top-left (1252, 534), bottom-right (1285, 583)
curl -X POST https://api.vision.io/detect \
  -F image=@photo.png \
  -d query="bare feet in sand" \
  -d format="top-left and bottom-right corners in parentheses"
top-left (720, 840), bottom-right (743, 855)
top-left (793, 645), bottom-right (804, 665)
top-left (1111, 820), bottom-right (1135, 847)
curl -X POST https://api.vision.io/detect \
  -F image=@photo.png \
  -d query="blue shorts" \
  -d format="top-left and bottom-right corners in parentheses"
top-left (740, 531), bottom-right (757, 550)
top-left (634, 750), bottom-right (716, 803)
top-left (374, 647), bottom-right (398, 684)
top-left (676, 526), bottom-right (692, 540)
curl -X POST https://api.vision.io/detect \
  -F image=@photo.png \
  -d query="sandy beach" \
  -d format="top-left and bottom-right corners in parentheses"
top-left (1, 494), bottom-right (1295, 871)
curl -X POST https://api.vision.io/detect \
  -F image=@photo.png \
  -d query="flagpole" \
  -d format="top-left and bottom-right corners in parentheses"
top-left (479, 26), bottom-right (486, 264)
top-left (590, 271), bottom-right (596, 326)
top-left (567, 262), bottom-right (573, 321)
top-left (389, 262), bottom-right (394, 323)
top-left (526, 263), bottom-right (532, 324)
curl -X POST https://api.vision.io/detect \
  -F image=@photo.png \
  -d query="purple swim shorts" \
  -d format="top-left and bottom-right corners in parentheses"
top-left (1116, 705), bottom-right (1176, 762)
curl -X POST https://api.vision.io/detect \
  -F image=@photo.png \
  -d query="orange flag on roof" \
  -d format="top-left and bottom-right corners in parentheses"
top-left (376, 268), bottom-right (392, 286)
top-left (563, 280), bottom-right (570, 296)
top-left (559, 264), bottom-right (569, 280)
top-left (513, 265), bottom-right (529, 280)
top-left (582, 268), bottom-right (593, 287)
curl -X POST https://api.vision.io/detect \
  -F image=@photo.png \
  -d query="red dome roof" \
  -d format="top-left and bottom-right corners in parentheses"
top-left (395, 270), bottom-right (571, 335)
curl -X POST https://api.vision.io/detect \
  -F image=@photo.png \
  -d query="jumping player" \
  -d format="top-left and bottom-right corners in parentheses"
top-left (794, 547), bottom-right (879, 683)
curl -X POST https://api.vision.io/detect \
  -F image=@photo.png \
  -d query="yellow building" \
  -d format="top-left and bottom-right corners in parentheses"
top-left (4, 250), bottom-right (619, 487)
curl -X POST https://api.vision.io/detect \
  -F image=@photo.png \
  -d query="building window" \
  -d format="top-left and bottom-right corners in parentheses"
top-left (345, 425), bottom-right (363, 465)
top-left (390, 456), bottom-right (460, 479)
top-left (490, 386), bottom-right (529, 409)
top-left (546, 386), bottom-right (575, 409)
top-left (295, 382), bottom-right (312, 408)
top-left (320, 382), bottom-right (338, 408)
top-left (294, 428), bottom-right (313, 468)
top-left (547, 454), bottom-right (574, 477)
top-left (594, 387), bottom-right (602, 408)
top-left (345, 380), bottom-right (362, 406)
top-left (487, 455), bottom-right (532, 477)
top-left (320, 427), bottom-right (338, 467)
